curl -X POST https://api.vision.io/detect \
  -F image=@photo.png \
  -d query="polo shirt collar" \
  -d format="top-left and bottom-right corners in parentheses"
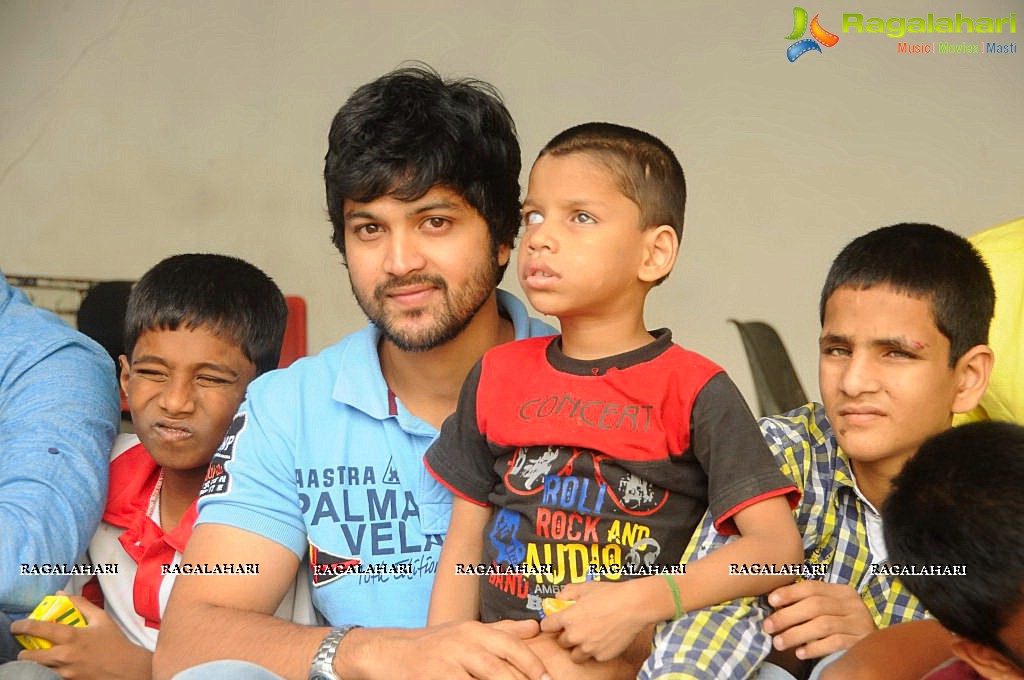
top-left (332, 323), bottom-right (392, 419)
top-left (330, 289), bottom-right (532, 432)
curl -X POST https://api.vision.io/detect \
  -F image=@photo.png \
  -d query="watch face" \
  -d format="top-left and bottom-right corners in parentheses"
top-left (308, 661), bottom-right (340, 680)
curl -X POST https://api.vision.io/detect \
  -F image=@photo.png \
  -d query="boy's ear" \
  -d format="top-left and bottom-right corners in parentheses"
top-left (638, 225), bottom-right (679, 283)
top-left (118, 355), bottom-right (131, 394)
top-left (952, 636), bottom-right (1023, 679)
top-left (951, 344), bottom-right (994, 415)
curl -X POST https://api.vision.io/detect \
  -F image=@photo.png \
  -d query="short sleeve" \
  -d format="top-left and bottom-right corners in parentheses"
top-left (689, 373), bottom-right (799, 534)
top-left (424, 361), bottom-right (499, 506)
top-left (196, 390), bottom-right (309, 559)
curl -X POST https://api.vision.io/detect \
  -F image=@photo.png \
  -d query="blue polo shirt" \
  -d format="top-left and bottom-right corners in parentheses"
top-left (196, 290), bottom-right (554, 627)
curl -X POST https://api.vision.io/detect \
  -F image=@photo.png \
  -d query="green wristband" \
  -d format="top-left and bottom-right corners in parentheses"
top-left (661, 573), bottom-right (682, 619)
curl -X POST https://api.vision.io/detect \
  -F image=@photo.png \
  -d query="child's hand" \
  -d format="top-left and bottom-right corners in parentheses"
top-left (11, 593), bottom-right (152, 680)
top-left (762, 580), bottom-right (877, 660)
top-left (539, 579), bottom-right (663, 663)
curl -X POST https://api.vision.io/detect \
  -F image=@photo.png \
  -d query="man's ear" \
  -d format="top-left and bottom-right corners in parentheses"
top-left (952, 344), bottom-right (994, 414)
top-left (638, 225), bottom-right (678, 284)
top-left (952, 636), bottom-right (1024, 679)
top-left (497, 242), bottom-right (511, 269)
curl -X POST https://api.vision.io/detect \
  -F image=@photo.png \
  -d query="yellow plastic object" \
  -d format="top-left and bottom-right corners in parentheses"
top-left (541, 597), bottom-right (575, 616)
top-left (15, 595), bottom-right (88, 650)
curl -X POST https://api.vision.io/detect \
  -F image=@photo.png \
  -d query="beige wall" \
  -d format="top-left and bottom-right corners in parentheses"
top-left (2, 0), bottom-right (1021, 408)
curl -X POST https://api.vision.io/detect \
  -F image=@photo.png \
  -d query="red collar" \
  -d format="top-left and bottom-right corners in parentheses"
top-left (104, 442), bottom-right (199, 628)
top-left (105, 443), bottom-right (198, 553)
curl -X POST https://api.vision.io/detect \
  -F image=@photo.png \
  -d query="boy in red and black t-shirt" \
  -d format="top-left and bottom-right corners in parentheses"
top-left (425, 122), bottom-right (802, 668)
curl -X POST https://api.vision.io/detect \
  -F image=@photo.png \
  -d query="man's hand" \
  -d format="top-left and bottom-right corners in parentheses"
top-left (539, 580), bottom-right (659, 663)
top-left (351, 619), bottom-right (551, 680)
top-left (11, 594), bottom-right (151, 679)
top-left (763, 581), bottom-right (877, 660)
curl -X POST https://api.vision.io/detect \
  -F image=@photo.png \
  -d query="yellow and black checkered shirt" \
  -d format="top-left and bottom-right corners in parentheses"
top-left (642, 402), bottom-right (927, 679)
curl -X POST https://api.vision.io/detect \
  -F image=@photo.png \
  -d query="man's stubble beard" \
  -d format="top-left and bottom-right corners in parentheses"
top-left (351, 255), bottom-right (501, 352)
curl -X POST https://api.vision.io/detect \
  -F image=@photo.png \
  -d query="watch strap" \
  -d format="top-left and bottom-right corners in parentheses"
top-left (308, 624), bottom-right (361, 680)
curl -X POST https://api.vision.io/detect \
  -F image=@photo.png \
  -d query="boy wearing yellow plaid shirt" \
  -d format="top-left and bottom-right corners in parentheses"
top-left (643, 223), bottom-right (995, 680)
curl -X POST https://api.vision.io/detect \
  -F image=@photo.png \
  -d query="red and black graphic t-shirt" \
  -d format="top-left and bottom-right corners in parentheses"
top-left (425, 330), bottom-right (798, 621)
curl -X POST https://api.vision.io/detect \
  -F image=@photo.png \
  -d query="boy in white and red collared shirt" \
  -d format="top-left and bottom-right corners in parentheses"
top-left (11, 254), bottom-right (313, 679)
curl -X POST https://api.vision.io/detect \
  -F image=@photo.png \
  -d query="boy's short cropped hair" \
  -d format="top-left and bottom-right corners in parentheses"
top-left (124, 253), bottom-right (288, 375)
top-left (819, 223), bottom-right (994, 364)
top-left (324, 63), bottom-right (522, 277)
top-left (538, 122), bottom-right (686, 242)
top-left (883, 421), bottom-right (1024, 666)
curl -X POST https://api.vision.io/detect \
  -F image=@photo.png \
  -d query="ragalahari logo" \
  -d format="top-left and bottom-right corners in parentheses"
top-left (786, 7), bottom-right (840, 61)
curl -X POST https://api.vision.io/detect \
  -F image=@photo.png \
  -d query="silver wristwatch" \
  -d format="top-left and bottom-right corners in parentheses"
top-left (308, 624), bottom-right (361, 680)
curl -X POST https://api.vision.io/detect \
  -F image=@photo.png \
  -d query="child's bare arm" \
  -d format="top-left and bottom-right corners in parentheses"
top-left (678, 494), bottom-right (804, 607)
top-left (541, 495), bottom-right (801, 662)
top-left (818, 620), bottom-right (954, 680)
top-left (427, 496), bottom-right (492, 625)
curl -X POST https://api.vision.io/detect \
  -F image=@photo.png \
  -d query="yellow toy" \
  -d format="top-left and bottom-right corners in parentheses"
top-left (541, 597), bottom-right (575, 616)
top-left (15, 595), bottom-right (88, 650)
